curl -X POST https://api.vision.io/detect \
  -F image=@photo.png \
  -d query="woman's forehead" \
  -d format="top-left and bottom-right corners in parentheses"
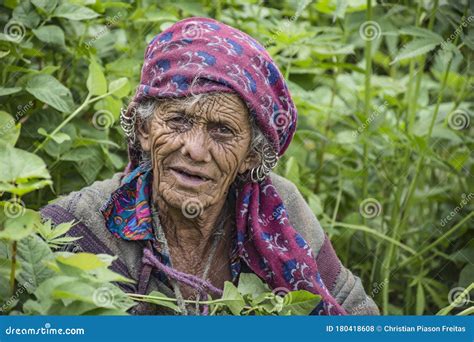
top-left (161, 93), bottom-right (249, 116)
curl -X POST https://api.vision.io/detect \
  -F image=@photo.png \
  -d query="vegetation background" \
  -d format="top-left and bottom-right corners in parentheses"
top-left (0, 0), bottom-right (472, 315)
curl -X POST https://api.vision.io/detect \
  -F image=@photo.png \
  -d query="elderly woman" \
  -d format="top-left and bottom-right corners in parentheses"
top-left (41, 17), bottom-right (378, 315)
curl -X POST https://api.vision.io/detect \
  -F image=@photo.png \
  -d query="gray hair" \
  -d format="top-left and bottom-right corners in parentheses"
top-left (134, 93), bottom-right (270, 173)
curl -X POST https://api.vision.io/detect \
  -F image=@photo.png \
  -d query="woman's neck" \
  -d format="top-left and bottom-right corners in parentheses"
top-left (153, 195), bottom-right (228, 256)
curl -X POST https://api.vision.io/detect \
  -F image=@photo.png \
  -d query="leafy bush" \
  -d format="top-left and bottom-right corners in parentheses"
top-left (0, 0), bottom-right (472, 315)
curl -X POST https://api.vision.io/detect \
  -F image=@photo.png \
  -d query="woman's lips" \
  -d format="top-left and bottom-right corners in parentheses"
top-left (169, 167), bottom-right (212, 187)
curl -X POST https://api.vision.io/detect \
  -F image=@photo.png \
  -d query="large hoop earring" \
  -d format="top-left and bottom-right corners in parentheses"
top-left (120, 106), bottom-right (136, 144)
top-left (250, 144), bottom-right (279, 183)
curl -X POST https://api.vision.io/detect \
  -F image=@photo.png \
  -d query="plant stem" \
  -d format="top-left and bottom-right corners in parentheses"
top-left (329, 175), bottom-right (342, 232)
top-left (457, 306), bottom-right (474, 316)
top-left (314, 56), bottom-right (339, 193)
top-left (33, 93), bottom-right (92, 153)
top-left (361, 0), bottom-right (373, 211)
top-left (436, 283), bottom-right (474, 315)
top-left (327, 220), bottom-right (416, 255)
top-left (381, 50), bottom-right (453, 314)
top-left (129, 293), bottom-right (223, 305)
top-left (210, 304), bottom-right (221, 315)
top-left (9, 241), bottom-right (16, 296)
top-left (399, 212), bottom-right (474, 269)
top-left (33, 91), bottom-right (115, 154)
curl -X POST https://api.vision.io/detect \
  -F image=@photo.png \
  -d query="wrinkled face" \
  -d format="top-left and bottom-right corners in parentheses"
top-left (138, 92), bottom-right (254, 212)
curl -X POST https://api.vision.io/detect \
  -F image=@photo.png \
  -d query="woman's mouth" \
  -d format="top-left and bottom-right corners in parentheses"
top-left (169, 167), bottom-right (212, 186)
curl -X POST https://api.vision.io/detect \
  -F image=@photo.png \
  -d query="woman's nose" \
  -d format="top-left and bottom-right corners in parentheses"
top-left (180, 130), bottom-right (212, 163)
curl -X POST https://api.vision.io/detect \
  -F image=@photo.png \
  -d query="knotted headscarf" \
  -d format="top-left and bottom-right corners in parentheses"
top-left (107, 17), bottom-right (346, 315)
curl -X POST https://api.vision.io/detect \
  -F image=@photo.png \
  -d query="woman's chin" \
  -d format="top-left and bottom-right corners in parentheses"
top-left (158, 179), bottom-right (218, 212)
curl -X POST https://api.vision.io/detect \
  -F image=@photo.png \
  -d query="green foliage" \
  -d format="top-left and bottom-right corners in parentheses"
top-left (130, 272), bottom-right (321, 315)
top-left (0, 217), bottom-right (135, 315)
top-left (0, 0), bottom-right (473, 316)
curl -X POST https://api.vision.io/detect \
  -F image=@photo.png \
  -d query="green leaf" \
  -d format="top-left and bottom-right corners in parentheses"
top-left (87, 60), bottom-right (107, 96)
top-left (52, 281), bottom-right (96, 302)
top-left (76, 150), bottom-right (103, 184)
top-left (431, 126), bottom-right (463, 144)
top-left (459, 264), bottom-right (474, 289)
top-left (33, 25), bottom-right (65, 47)
top-left (37, 128), bottom-right (71, 144)
top-left (26, 74), bottom-right (74, 113)
top-left (307, 193), bottom-right (324, 216)
top-left (0, 207), bottom-right (40, 241)
top-left (12, 1), bottom-right (40, 28)
top-left (0, 111), bottom-right (20, 145)
top-left (53, 282), bottom-right (134, 311)
top-left (109, 78), bottom-right (130, 98)
top-left (0, 144), bottom-right (51, 195)
top-left (35, 219), bottom-right (81, 249)
top-left (280, 290), bottom-right (321, 315)
top-left (85, 267), bottom-right (134, 284)
top-left (51, 132), bottom-right (70, 144)
top-left (24, 275), bottom-right (76, 314)
top-left (31, 0), bottom-right (58, 13)
top-left (285, 156), bottom-right (300, 184)
top-left (391, 39), bottom-right (439, 64)
top-left (416, 282), bottom-right (425, 315)
top-left (399, 26), bottom-right (444, 42)
top-left (144, 291), bottom-right (181, 312)
top-left (221, 281), bottom-right (245, 315)
top-left (237, 273), bottom-right (270, 299)
top-left (56, 253), bottom-right (108, 271)
top-left (45, 220), bottom-right (74, 240)
top-left (0, 87), bottom-right (22, 96)
top-left (0, 179), bottom-right (52, 196)
top-left (449, 247), bottom-right (474, 265)
top-left (61, 146), bottom-right (100, 162)
top-left (17, 234), bottom-right (55, 293)
top-left (54, 3), bottom-right (100, 20)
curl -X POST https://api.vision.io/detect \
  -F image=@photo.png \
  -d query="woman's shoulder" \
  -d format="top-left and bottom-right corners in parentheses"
top-left (269, 172), bottom-right (326, 255)
top-left (40, 172), bottom-right (144, 283)
top-left (50, 172), bottom-right (125, 214)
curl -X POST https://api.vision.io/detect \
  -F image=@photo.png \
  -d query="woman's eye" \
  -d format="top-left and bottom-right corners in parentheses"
top-left (167, 114), bottom-right (192, 129)
top-left (169, 116), bottom-right (187, 124)
top-left (210, 124), bottom-right (235, 137)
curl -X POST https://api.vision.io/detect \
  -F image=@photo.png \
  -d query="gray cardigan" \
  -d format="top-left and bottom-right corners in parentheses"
top-left (40, 171), bottom-right (379, 315)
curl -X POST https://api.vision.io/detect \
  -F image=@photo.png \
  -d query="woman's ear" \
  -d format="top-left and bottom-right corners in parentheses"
top-left (137, 118), bottom-right (151, 152)
top-left (238, 151), bottom-right (260, 175)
